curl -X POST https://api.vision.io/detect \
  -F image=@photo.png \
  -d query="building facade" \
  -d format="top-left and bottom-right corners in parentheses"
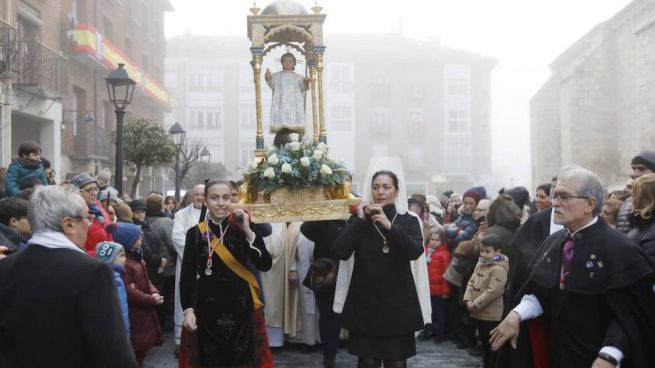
top-left (0, 0), bottom-right (172, 197)
top-left (531, 0), bottom-right (655, 188)
top-left (166, 31), bottom-right (495, 194)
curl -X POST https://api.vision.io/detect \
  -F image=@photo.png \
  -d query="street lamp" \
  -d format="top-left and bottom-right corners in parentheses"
top-left (169, 122), bottom-right (186, 202)
top-left (105, 63), bottom-right (136, 197)
top-left (199, 146), bottom-right (211, 181)
top-left (200, 146), bottom-right (211, 164)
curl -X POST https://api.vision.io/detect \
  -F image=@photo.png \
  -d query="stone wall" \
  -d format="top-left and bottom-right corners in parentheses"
top-left (531, 0), bottom-right (655, 188)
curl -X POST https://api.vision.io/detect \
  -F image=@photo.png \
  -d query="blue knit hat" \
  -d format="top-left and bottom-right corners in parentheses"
top-left (105, 222), bottom-right (142, 250)
top-left (95, 241), bottom-right (124, 264)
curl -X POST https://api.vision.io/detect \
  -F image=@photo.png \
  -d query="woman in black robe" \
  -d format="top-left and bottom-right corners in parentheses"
top-left (180, 180), bottom-right (272, 367)
top-left (332, 170), bottom-right (424, 368)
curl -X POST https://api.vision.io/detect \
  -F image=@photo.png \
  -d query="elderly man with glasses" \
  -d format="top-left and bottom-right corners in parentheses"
top-left (490, 166), bottom-right (655, 368)
top-left (69, 172), bottom-right (114, 256)
top-left (0, 185), bottom-right (137, 367)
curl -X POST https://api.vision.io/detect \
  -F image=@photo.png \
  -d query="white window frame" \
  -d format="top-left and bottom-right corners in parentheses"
top-left (328, 104), bottom-right (353, 132)
top-left (443, 136), bottom-right (472, 175)
top-left (371, 108), bottom-right (389, 135)
top-left (408, 108), bottom-right (424, 133)
top-left (239, 103), bottom-right (256, 130)
top-left (327, 63), bottom-right (354, 96)
top-left (239, 140), bottom-right (256, 168)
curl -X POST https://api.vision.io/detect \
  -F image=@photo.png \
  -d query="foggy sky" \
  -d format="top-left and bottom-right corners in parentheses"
top-left (165, 0), bottom-right (632, 190)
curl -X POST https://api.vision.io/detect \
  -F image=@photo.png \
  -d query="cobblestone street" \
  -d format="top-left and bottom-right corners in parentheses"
top-left (144, 332), bottom-right (482, 368)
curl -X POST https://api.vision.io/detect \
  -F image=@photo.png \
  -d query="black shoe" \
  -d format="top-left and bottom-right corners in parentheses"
top-left (174, 347), bottom-right (180, 358)
top-left (323, 352), bottom-right (336, 368)
top-left (467, 345), bottom-right (484, 357)
top-left (456, 340), bottom-right (475, 349)
top-left (418, 331), bottom-right (434, 341)
top-left (270, 346), bottom-right (284, 354)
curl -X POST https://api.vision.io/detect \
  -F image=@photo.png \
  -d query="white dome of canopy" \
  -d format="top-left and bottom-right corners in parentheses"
top-left (261, 0), bottom-right (309, 15)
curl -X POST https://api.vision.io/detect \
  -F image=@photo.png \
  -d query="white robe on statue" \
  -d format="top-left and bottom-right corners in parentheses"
top-left (172, 204), bottom-right (202, 345)
top-left (297, 233), bottom-right (320, 346)
top-left (267, 70), bottom-right (307, 133)
top-left (333, 157), bottom-right (432, 328)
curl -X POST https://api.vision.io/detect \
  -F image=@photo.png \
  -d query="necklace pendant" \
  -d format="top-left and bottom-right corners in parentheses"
top-left (382, 243), bottom-right (390, 254)
top-left (205, 267), bottom-right (213, 276)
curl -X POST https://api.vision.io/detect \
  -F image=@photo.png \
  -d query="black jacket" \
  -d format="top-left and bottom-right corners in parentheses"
top-left (527, 221), bottom-right (655, 368)
top-left (300, 220), bottom-right (345, 260)
top-left (0, 244), bottom-right (137, 367)
top-left (628, 214), bottom-right (655, 265)
top-left (332, 206), bottom-right (424, 336)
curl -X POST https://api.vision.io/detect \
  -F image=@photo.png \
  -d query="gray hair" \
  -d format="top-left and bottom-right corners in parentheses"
top-left (557, 165), bottom-right (605, 216)
top-left (29, 185), bottom-right (86, 233)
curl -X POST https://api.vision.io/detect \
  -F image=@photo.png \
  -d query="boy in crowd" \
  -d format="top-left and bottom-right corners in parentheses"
top-left (463, 233), bottom-right (508, 368)
top-left (0, 197), bottom-right (31, 252)
top-left (4, 141), bottom-right (48, 197)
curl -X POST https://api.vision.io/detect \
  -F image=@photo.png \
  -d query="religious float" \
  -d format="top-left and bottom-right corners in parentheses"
top-left (233, 0), bottom-right (360, 223)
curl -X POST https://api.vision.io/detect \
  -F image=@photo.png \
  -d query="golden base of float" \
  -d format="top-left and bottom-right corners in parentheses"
top-left (231, 186), bottom-right (361, 223)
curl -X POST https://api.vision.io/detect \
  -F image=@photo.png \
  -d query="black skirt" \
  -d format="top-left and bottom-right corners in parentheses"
top-left (347, 332), bottom-right (416, 360)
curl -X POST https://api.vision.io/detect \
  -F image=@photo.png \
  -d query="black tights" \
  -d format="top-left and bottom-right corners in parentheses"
top-left (357, 357), bottom-right (407, 368)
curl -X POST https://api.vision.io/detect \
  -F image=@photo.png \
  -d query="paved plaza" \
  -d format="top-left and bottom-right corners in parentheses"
top-left (144, 331), bottom-right (482, 368)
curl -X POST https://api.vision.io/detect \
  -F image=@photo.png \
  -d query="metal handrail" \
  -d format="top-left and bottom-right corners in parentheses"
top-left (14, 40), bottom-right (68, 96)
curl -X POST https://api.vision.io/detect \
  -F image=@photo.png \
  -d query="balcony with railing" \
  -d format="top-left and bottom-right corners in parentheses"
top-left (13, 40), bottom-right (68, 98)
top-left (0, 18), bottom-right (16, 77)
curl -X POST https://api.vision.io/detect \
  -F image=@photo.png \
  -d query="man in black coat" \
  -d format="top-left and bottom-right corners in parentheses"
top-left (490, 166), bottom-right (655, 368)
top-left (0, 185), bottom-right (137, 368)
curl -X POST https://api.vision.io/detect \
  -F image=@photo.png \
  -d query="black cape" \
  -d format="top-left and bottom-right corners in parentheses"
top-left (524, 220), bottom-right (655, 368)
top-left (491, 208), bottom-right (553, 368)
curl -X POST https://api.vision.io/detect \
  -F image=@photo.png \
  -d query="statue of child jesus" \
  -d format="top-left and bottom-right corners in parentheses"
top-left (265, 52), bottom-right (310, 133)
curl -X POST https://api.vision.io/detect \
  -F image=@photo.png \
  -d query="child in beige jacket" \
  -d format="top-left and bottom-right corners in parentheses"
top-left (463, 233), bottom-right (508, 367)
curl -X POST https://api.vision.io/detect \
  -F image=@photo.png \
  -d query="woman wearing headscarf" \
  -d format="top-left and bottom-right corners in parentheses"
top-left (332, 157), bottom-right (428, 368)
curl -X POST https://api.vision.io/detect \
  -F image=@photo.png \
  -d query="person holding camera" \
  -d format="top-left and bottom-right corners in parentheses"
top-left (179, 180), bottom-right (272, 367)
top-left (332, 169), bottom-right (426, 368)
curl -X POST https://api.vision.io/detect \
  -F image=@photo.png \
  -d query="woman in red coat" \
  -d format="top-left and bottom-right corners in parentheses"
top-left (69, 173), bottom-right (113, 256)
top-left (107, 222), bottom-right (164, 367)
top-left (424, 228), bottom-right (451, 343)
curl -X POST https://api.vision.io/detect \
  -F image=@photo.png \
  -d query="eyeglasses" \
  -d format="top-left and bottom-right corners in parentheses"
top-left (72, 214), bottom-right (96, 222)
top-left (81, 187), bottom-right (99, 194)
top-left (549, 193), bottom-right (590, 203)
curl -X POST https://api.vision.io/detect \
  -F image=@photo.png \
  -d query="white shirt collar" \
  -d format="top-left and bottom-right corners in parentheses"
top-left (566, 216), bottom-right (598, 237)
top-left (27, 231), bottom-right (86, 253)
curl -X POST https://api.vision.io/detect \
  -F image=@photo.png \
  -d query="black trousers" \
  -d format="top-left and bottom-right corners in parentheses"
top-left (474, 318), bottom-right (498, 366)
top-left (315, 291), bottom-right (342, 356)
top-left (429, 296), bottom-right (447, 338)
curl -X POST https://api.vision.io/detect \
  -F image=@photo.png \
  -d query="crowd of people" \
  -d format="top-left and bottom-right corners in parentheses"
top-left (1, 139), bottom-right (655, 368)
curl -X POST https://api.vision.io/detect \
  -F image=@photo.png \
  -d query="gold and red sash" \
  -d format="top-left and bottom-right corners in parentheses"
top-left (198, 221), bottom-right (263, 309)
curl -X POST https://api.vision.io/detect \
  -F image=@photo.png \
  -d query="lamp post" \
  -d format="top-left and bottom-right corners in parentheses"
top-left (169, 122), bottom-right (186, 202)
top-left (105, 63), bottom-right (135, 197)
top-left (199, 146), bottom-right (211, 181)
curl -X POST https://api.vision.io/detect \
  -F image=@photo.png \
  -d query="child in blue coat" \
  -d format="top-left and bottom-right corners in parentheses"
top-left (96, 241), bottom-right (130, 336)
top-left (4, 141), bottom-right (48, 196)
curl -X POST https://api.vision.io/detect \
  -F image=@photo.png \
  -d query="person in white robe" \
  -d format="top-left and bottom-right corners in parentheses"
top-left (265, 52), bottom-right (309, 133)
top-left (297, 232), bottom-right (320, 347)
top-left (172, 184), bottom-right (204, 347)
top-left (260, 222), bottom-right (302, 347)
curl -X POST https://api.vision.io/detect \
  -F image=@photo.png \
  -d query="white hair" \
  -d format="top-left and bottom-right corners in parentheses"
top-left (29, 185), bottom-right (86, 233)
top-left (557, 165), bottom-right (605, 216)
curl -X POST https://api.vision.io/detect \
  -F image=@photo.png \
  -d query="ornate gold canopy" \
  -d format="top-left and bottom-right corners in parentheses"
top-left (247, 1), bottom-right (327, 153)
